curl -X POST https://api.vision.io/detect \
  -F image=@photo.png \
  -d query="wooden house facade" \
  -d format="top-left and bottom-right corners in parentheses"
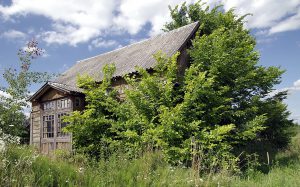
top-left (29, 22), bottom-right (200, 153)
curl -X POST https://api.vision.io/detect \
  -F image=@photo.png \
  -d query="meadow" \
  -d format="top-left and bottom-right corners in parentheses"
top-left (1, 127), bottom-right (300, 187)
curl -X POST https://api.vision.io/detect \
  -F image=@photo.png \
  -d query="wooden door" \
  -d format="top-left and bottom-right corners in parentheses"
top-left (41, 113), bottom-right (72, 154)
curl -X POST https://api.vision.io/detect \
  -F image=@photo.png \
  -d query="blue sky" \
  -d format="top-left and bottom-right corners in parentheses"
top-left (0, 0), bottom-right (300, 123)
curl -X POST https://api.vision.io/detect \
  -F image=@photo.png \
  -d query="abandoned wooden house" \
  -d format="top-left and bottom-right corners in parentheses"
top-left (29, 21), bottom-right (200, 153)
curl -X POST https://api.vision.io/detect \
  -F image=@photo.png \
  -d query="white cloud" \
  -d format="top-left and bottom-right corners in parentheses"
top-left (1, 29), bottom-right (26, 39)
top-left (0, 90), bottom-right (10, 99)
top-left (0, 0), bottom-right (116, 46)
top-left (273, 79), bottom-right (300, 95)
top-left (88, 38), bottom-right (119, 51)
top-left (1, 0), bottom-right (300, 46)
top-left (257, 37), bottom-right (277, 44)
top-left (222, 0), bottom-right (300, 34)
top-left (285, 79), bottom-right (300, 92)
top-left (291, 115), bottom-right (300, 124)
top-left (294, 79), bottom-right (300, 88)
top-left (269, 7), bottom-right (300, 34)
top-left (114, 0), bottom-right (197, 36)
top-left (268, 79), bottom-right (300, 98)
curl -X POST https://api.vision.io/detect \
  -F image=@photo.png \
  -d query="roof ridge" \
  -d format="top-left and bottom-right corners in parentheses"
top-left (53, 21), bottom-right (200, 88)
top-left (32, 22), bottom-right (200, 101)
top-left (76, 21), bottom-right (199, 64)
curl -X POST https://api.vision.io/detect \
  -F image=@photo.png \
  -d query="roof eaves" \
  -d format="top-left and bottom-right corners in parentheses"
top-left (28, 81), bottom-right (83, 102)
top-left (177, 21), bottom-right (200, 52)
top-left (27, 82), bottom-right (49, 101)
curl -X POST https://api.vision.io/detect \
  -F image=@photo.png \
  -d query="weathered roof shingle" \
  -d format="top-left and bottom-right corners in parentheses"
top-left (54, 21), bottom-right (199, 88)
top-left (29, 22), bottom-right (199, 101)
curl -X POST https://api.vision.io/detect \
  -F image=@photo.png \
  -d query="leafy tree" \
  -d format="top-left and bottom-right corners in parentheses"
top-left (164, 1), bottom-right (295, 149)
top-left (65, 65), bottom-right (120, 157)
top-left (0, 40), bottom-right (51, 142)
top-left (65, 1), bottom-right (295, 169)
top-left (163, 1), bottom-right (247, 35)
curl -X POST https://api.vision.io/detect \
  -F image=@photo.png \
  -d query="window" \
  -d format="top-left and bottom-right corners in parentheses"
top-left (43, 115), bottom-right (54, 138)
top-left (57, 113), bottom-right (69, 137)
top-left (57, 98), bottom-right (71, 109)
top-left (43, 101), bottom-right (55, 110)
top-left (42, 98), bottom-right (72, 139)
top-left (75, 98), bottom-right (81, 107)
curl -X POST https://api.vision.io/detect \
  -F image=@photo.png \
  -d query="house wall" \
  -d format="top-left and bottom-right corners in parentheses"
top-left (111, 45), bottom-right (190, 97)
top-left (177, 45), bottom-right (190, 77)
top-left (40, 89), bottom-right (66, 102)
top-left (30, 88), bottom-right (73, 153)
top-left (30, 101), bottom-right (41, 148)
top-left (30, 43), bottom-right (191, 153)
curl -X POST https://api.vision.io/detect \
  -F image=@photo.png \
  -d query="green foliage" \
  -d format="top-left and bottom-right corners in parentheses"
top-left (3, 138), bottom-right (300, 187)
top-left (64, 64), bottom-right (120, 158)
top-left (0, 40), bottom-right (52, 140)
top-left (65, 1), bottom-right (295, 171)
top-left (0, 100), bottom-right (26, 138)
top-left (163, 0), bottom-right (246, 35)
top-left (0, 145), bottom-right (201, 187)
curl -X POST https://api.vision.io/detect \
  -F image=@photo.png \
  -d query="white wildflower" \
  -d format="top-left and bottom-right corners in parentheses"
top-left (78, 167), bottom-right (84, 173)
top-left (0, 128), bottom-right (20, 152)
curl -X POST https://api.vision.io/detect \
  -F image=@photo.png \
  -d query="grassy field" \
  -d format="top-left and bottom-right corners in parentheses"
top-left (1, 130), bottom-right (300, 187)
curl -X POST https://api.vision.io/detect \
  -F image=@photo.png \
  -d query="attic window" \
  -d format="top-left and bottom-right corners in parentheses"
top-left (43, 101), bottom-right (55, 110)
top-left (57, 98), bottom-right (71, 109)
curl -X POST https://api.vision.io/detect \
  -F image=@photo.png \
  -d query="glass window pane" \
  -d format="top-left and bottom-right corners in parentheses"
top-left (43, 114), bottom-right (54, 138)
top-left (57, 113), bottom-right (69, 137)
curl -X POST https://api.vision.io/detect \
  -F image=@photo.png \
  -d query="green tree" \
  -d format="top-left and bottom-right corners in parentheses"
top-left (0, 40), bottom-right (51, 142)
top-left (65, 1), bottom-right (295, 169)
top-left (65, 65), bottom-right (120, 157)
top-left (163, 1), bottom-right (246, 35)
top-left (164, 1), bottom-right (295, 149)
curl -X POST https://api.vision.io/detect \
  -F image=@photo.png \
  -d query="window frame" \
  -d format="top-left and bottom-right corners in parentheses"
top-left (57, 98), bottom-right (72, 110)
top-left (42, 114), bottom-right (55, 138)
top-left (57, 113), bottom-right (69, 137)
top-left (41, 97), bottom-right (73, 140)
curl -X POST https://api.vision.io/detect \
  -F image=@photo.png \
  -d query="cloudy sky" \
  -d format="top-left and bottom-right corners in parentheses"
top-left (0, 0), bottom-right (300, 122)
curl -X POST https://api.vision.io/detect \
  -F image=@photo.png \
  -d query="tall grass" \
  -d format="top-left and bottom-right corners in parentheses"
top-left (0, 145), bottom-right (203, 186)
top-left (1, 128), bottom-right (300, 187)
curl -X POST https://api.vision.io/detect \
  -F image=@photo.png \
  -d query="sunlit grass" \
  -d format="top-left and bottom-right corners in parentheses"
top-left (1, 128), bottom-right (300, 187)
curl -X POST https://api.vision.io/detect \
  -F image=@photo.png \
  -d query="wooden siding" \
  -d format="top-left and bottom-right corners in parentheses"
top-left (30, 87), bottom-right (84, 154)
top-left (30, 43), bottom-right (191, 154)
top-left (30, 101), bottom-right (41, 147)
top-left (40, 89), bottom-right (66, 102)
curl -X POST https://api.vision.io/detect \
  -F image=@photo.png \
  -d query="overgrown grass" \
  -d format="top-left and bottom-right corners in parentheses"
top-left (1, 128), bottom-right (300, 187)
top-left (0, 145), bottom-right (201, 186)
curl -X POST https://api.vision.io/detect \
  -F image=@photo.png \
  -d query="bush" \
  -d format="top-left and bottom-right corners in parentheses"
top-left (64, 1), bottom-right (295, 172)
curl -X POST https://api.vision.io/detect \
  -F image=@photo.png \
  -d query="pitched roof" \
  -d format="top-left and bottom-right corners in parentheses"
top-left (54, 21), bottom-right (199, 88)
top-left (28, 81), bottom-right (83, 101)
top-left (29, 22), bottom-right (199, 101)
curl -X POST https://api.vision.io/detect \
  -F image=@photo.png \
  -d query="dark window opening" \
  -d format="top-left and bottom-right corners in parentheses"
top-left (43, 115), bottom-right (54, 138)
top-left (57, 113), bottom-right (69, 137)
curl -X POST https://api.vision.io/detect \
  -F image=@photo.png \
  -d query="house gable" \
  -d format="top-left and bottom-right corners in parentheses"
top-left (40, 88), bottom-right (66, 102)
top-left (54, 21), bottom-right (200, 89)
top-left (29, 21), bottom-right (200, 153)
